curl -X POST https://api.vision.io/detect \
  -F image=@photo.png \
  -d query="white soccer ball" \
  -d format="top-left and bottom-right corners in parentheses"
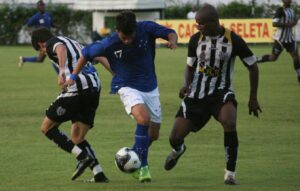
top-left (115, 147), bottom-right (141, 173)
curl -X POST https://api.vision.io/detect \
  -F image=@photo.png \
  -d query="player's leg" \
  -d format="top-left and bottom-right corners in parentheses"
top-left (18, 51), bottom-right (46, 68)
top-left (287, 41), bottom-right (300, 84)
top-left (165, 97), bottom-right (210, 170)
top-left (257, 40), bottom-right (282, 63)
top-left (131, 104), bottom-right (152, 182)
top-left (118, 87), bottom-right (152, 182)
top-left (71, 122), bottom-right (108, 183)
top-left (164, 117), bottom-right (192, 170)
top-left (40, 117), bottom-right (92, 179)
top-left (216, 101), bottom-right (238, 185)
top-left (43, 93), bottom-right (93, 180)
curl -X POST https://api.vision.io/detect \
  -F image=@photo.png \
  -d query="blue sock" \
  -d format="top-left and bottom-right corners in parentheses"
top-left (133, 124), bottom-right (150, 167)
top-left (23, 56), bottom-right (38, 63)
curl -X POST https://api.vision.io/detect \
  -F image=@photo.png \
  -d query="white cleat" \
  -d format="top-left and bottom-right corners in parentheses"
top-left (224, 169), bottom-right (237, 185)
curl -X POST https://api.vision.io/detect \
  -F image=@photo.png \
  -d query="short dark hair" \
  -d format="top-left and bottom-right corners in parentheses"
top-left (37, 0), bottom-right (45, 6)
top-left (31, 27), bottom-right (54, 51)
top-left (116, 11), bottom-right (137, 35)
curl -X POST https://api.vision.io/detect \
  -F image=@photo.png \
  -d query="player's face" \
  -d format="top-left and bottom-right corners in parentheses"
top-left (118, 31), bottom-right (136, 45)
top-left (195, 12), bottom-right (217, 36)
top-left (37, 3), bottom-right (45, 13)
top-left (282, 0), bottom-right (292, 7)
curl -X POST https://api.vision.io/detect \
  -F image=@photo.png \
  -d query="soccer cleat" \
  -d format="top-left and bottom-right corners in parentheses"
top-left (224, 169), bottom-right (237, 185)
top-left (132, 169), bottom-right (140, 180)
top-left (86, 172), bottom-right (109, 183)
top-left (139, 165), bottom-right (151, 183)
top-left (164, 145), bottom-right (186, 170)
top-left (71, 155), bottom-right (94, 181)
top-left (18, 56), bottom-right (24, 69)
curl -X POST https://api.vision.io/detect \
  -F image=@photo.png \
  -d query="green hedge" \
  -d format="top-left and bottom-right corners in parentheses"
top-left (0, 4), bottom-right (92, 45)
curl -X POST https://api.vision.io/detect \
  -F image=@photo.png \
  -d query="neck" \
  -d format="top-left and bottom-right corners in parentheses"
top-left (208, 25), bottom-right (222, 37)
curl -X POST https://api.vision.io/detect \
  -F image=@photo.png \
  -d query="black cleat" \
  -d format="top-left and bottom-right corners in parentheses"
top-left (72, 155), bottom-right (94, 180)
top-left (86, 172), bottom-right (109, 183)
top-left (164, 145), bottom-right (186, 171)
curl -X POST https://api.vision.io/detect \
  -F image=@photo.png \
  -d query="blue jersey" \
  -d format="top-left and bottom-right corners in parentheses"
top-left (82, 21), bottom-right (176, 93)
top-left (26, 12), bottom-right (53, 29)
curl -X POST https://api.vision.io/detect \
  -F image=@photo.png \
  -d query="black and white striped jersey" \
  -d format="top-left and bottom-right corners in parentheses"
top-left (46, 36), bottom-right (100, 93)
top-left (273, 6), bottom-right (297, 43)
top-left (187, 27), bottom-right (256, 99)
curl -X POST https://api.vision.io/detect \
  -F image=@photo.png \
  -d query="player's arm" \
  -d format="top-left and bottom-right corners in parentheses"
top-left (179, 65), bottom-right (195, 99)
top-left (65, 42), bottom-right (105, 86)
top-left (144, 21), bottom-right (178, 49)
top-left (166, 32), bottom-right (178, 49)
top-left (232, 32), bottom-right (262, 117)
top-left (179, 33), bottom-right (198, 98)
top-left (54, 44), bottom-right (68, 90)
top-left (93, 57), bottom-right (115, 76)
top-left (272, 7), bottom-right (296, 27)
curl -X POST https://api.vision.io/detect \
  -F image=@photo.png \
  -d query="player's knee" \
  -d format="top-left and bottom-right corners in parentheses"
top-left (136, 115), bottom-right (150, 126)
top-left (270, 55), bottom-right (278, 61)
top-left (222, 120), bottom-right (236, 132)
top-left (150, 132), bottom-right (159, 142)
top-left (71, 136), bottom-right (84, 144)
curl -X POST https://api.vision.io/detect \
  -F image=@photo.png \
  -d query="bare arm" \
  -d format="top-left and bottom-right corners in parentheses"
top-left (179, 65), bottom-right (195, 99)
top-left (64, 56), bottom-right (87, 86)
top-left (166, 32), bottom-right (178, 50)
top-left (55, 44), bottom-right (67, 90)
top-left (248, 64), bottom-right (262, 117)
top-left (94, 56), bottom-right (115, 75)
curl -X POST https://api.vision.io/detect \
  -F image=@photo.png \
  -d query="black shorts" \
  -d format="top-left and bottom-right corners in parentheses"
top-left (46, 88), bottom-right (100, 128)
top-left (272, 40), bottom-right (297, 55)
top-left (175, 90), bottom-right (237, 132)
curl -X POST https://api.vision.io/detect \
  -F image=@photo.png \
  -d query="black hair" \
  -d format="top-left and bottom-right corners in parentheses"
top-left (31, 27), bottom-right (54, 51)
top-left (200, 3), bottom-right (219, 22)
top-left (37, 0), bottom-right (44, 6)
top-left (116, 11), bottom-right (137, 35)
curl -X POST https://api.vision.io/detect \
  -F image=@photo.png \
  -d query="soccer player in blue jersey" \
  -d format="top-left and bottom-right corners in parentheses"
top-left (18, 0), bottom-right (57, 71)
top-left (65, 11), bottom-right (178, 182)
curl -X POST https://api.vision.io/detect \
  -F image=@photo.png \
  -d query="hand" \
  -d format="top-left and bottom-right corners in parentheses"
top-left (166, 41), bottom-right (177, 50)
top-left (64, 78), bottom-right (75, 87)
top-left (58, 72), bottom-right (67, 91)
top-left (179, 86), bottom-right (191, 99)
top-left (248, 99), bottom-right (262, 118)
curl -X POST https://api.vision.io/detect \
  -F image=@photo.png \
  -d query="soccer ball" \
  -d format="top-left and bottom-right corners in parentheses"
top-left (115, 147), bottom-right (141, 173)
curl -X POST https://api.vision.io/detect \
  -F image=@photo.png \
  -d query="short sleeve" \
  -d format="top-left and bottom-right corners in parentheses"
top-left (231, 32), bottom-right (256, 67)
top-left (273, 7), bottom-right (284, 23)
top-left (82, 41), bottom-right (106, 62)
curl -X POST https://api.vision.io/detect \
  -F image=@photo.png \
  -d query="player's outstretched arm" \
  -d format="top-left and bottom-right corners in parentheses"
top-left (248, 64), bottom-right (262, 118)
top-left (55, 44), bottom-right (68, 91)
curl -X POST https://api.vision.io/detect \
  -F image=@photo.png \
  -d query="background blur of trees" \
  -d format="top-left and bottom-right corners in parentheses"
top-left (0, 1), bottom-right (299, 44)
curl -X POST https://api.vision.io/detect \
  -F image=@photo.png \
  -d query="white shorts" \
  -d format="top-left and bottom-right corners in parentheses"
top-left (117, 87), bottom-right (162, 123)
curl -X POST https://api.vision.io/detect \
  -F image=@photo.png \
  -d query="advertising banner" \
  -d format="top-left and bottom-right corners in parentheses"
top-left (156, 19), bottom-right (277, 43)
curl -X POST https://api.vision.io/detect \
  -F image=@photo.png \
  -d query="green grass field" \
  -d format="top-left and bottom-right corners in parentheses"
top-left (0, 45), bottom-right (299, 191)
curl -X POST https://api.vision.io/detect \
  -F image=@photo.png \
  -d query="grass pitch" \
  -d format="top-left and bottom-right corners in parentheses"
top-left (0, 45), bottom-right (299, 191)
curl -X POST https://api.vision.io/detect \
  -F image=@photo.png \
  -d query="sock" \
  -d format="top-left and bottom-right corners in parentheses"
top-left (23, 56), bottom-right (38, 63)
top-left (132, 124), bottom-right (150, 167)
top-left (170, 138), bottom-right (184, 152)
top-left (45, 127), bottom-right (75, 153)
top-left (257, 55), bottom-right (270, 63)
top-left (77, 140), bottom-right (103, 175)
top-left (224, 131), bottom-right (238, 172)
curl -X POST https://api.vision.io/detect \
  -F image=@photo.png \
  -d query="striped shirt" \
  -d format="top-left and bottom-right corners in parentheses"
top-left (187, 27), bottom-right (256, 99)
top-left (46, 36), bottom-right (100, 93)
top-left (273, 6), bottom-right (296, 43)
